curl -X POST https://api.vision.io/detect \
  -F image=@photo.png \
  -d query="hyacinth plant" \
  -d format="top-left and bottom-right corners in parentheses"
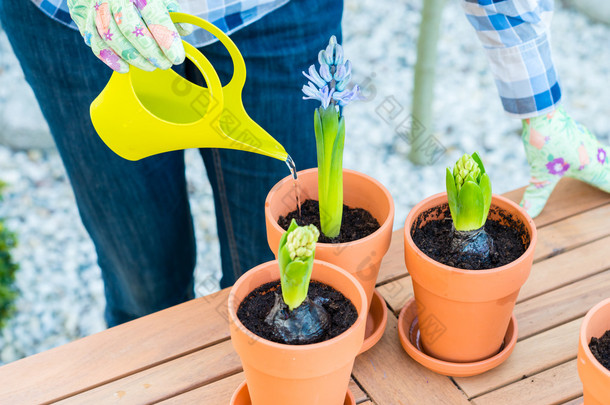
top-left (266, 219), bottom-right (330, 344)
top-left (302, 36), bottom-right (362, 238)
top-left (278, 219), bottom-right (320, 310)
top-left (446, 152), bottom-right (494, 264)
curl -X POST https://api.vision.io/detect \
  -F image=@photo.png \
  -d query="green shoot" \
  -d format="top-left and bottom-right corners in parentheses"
top-left (446, 152), bottom-right (492, 231)
top-left (314, 106), bottom-right (345, 238)
top-left (278, 219), bottom-right (320, 310)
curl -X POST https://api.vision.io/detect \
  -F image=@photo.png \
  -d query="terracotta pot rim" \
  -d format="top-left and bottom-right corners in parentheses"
top-left (228, 259), bottom-right (368, 351)
top-left (404, 192), bottom-right (537, 275)
top-left (580, 297), bottom-right (610, 378)
top-left (264, 168), bottom-right (395, 248)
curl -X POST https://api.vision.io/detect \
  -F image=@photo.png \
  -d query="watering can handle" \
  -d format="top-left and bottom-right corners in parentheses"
top-left (169, 13), bottom-right (247, 91)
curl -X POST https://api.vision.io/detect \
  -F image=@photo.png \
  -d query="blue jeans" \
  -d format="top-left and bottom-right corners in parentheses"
top-left (0, 0), bottom-right (343, 326)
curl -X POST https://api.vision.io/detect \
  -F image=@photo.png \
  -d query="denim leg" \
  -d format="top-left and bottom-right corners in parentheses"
top-left (0, 0), bottom-right (196, 326)
top-left (189, 0), bottom-right (344, 287)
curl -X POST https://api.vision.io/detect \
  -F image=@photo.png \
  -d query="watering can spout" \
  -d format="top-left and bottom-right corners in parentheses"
top-left (221, 116), bottom-right (288, 161)
top-left (89, 12), bottom-right (288, 163)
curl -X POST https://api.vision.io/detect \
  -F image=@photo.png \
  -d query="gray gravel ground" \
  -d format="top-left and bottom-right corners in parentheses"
top-left (0, 0), bottom-right (609, 365)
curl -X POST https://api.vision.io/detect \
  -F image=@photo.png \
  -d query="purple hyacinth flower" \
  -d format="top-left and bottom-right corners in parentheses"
top-left (333, 85), bottom-right (362, 107)
top-left (302, 65), bottom-right (326, 88)
top-left (317, 86), bottom-right (334, 109)
top-left (303, 36), bottom-right (360, 108)
top-left (333, 60), bottom-right (351, 82)
top-left (319, 64), bottom-right (332, 82)
top-left (302, 83), bottom-right (334, 109)
top-left (597, 148), bottom-right (607, 164)
top-left (546, 157), bottom-right (570, 176)
top-left (333, 42), bottom-right (344, 66)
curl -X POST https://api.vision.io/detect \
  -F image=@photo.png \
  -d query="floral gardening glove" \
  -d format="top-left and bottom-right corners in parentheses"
top-left (67, 0), bottom-right (190, 73)
top-left (521, 106), bottom-right (610, 218)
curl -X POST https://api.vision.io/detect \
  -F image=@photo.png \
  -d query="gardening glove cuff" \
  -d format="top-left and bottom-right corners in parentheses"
top-left (67, 0), bottom-right (189, 73)
top-left (520, 106), bottom-right (610, 218)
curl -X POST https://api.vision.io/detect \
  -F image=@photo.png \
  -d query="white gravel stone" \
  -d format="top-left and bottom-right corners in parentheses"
top-left (0, 0), bottom-right (609, 366)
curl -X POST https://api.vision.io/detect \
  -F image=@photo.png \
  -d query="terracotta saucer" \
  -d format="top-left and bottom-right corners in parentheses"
top-left (397, 298), bottom-right (518, 377)
top-left (230, 380), bottom-right (355, 405)
top-left (359, 289), bottom-right (388, 354)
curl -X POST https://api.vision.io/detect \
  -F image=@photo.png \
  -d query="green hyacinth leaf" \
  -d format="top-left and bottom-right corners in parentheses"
top-left (479, 172), bottom-right (492, 225)
top-left (278, 219), bottom-right (299, 273)
top-left (322, 116), bottom-right (345, 238)
top-left (456, 181), bottom-right (484, 231)
top-left (320, 107), bottom-right (339, 170)
top-left (471, 152), bottom-right (486, 177)
top-left (277, 219), bottom-right (319, 310)
top-left (446, 167), bottom-right (459, 223)
top-left (314, 108), bottom-right (327, 200)
top-left (316, 106), bottom-right (343, 239)
top-left (464, 171), bottom-right (478, 186)
top-left (281, 259), bottom-right (314, 310)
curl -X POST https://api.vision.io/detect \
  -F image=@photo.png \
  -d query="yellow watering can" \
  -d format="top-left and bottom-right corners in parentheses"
top-left (90, 12), bottom-right (288, 162)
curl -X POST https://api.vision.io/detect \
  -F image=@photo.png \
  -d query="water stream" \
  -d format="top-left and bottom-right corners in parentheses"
top-left (285, 154), bottom-right (302, 221)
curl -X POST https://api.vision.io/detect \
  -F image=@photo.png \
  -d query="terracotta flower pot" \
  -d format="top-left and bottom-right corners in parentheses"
top-left (228, 259), bottom-right (367, 405)
top-left (404, 193), bottom-right (537, 363)
top-left (265, 168), bottom-right (394, 311)
top-left (578, 298), bottom-right (610, 405)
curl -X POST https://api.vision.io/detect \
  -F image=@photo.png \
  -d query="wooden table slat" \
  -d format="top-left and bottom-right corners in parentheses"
top-left (155, 371), bottom-right (369, 404)
top-left (377, 228), bottom-right (408, 284)
top-left (156, 372), bottom-right (244, 405)
top-left (0, 289), bottom-right (230, 405)
top-left (532, 203), bottom-right (610, 262)
top-left (517, 236), bottom-right (610, 303)
top-left (471, 360), bottom-right (582, 405)
top-left (54, 339), bottom-right (241, 405)
top-left (455, 317), bottom-right (581, 398)
top-left (352, 314), bottom-right (470, 405)
top-left (561, 397), bottom-right (584, 405)
top-left (348, 379), bottom-right (370, 404)
top-left (502, 178), bottom-right (610, 228)
top-left (377, 275), bottom-right (413, 315)
top-left (515, 269), bottom-right (610, 340)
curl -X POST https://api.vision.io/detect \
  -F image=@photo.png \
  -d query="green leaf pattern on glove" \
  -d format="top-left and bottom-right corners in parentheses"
top-left (67, 0), bottom-right (188, 73)
top-left (521, 106), bottom-right (610, 218)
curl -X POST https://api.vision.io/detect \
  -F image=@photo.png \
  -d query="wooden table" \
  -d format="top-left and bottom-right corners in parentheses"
top-left (1, 178), bottom-right (609, 405)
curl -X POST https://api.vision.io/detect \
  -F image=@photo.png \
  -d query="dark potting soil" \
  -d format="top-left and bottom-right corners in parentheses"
top-left (278, 199), bottom-right (380, 243)
top-left (589, 330), bottom-right (610, 371)
top-left (236, 280), bottom-right (358, 345)
top-left (411, 205), bottom-right (528, 270)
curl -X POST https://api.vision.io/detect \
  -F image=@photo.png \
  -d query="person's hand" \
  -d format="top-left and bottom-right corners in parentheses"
top-left (67, 0), bottom-right (189, 73)
top-left (520, 106), bottom-right (610, 217)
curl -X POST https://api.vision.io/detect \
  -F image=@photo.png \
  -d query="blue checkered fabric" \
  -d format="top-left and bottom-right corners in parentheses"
top-left (29, 0), bottom-right (289, 47)
top-left (31, 0), bottom-right (78, 29)
top-left (461, 0), bottom-right (561, 118)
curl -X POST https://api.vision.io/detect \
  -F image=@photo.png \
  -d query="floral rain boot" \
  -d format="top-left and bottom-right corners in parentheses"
top-left (521, 106), bottom-right (610, 218)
